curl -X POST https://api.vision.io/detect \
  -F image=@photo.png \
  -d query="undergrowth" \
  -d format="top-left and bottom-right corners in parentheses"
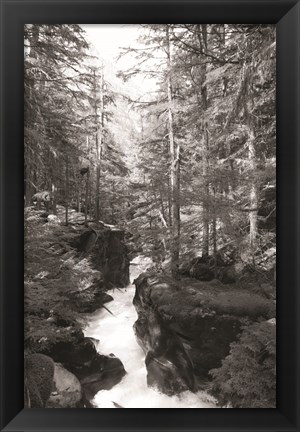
top-left (24, 208), bottom-right (100, 353)
top-left (209, 319), bottom-right (276, 408)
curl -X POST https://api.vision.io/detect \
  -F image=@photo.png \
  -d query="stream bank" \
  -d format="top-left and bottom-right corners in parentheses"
top-left (84, 256), bottom-right (216, 408)
top-left (24, 208), bottom-right (276, 408)
top-left (24, 207), bottom-right (129, 407)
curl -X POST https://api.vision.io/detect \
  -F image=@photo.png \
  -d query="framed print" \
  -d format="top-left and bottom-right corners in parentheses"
top-left (0, 0), bottom-right (299, 431)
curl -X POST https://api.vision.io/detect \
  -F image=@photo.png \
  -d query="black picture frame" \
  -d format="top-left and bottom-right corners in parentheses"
top-left (0, 0), bottom-right (299, 431)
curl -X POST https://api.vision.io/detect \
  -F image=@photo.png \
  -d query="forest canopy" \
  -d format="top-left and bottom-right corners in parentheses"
top-left (24, 23), bottom-right (276, 410)
top-left (24, 23), bottom-right (276, 278)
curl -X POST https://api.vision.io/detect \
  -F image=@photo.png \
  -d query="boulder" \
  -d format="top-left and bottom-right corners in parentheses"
top-left (46, 363), bottom-right (82, 408)
top-left (25, 353), bottom-right (55, 408)
top-left (47, 214), bottom-right (60, 225)
top-left (179, 254), bottom-right (237, 284)
top-left (77, 224), bottom-right (130, 288)
top-left (133, 273), bottom-right (275, 381)
top-left (39, 331), bottom-right (126, 404)
top-left (145, 350), bottom-right (195, 396)
top-left (215, 266), bottom-right (236, 284)
top-left (190, 260), bottom-right (214, 281)
top-left (79, 354), bottom-right (126, 401)
top-left (133, 275), bottom-right (196, 395)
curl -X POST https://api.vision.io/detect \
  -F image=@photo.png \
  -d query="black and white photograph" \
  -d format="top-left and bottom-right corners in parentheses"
top-left (24, 24), bottom-right (276, 409)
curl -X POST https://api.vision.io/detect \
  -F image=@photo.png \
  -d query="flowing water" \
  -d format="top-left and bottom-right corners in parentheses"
top-left (84, 256), bottom-right (216, 408)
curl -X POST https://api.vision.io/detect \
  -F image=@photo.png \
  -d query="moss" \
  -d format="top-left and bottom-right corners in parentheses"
top-left (148, 276), bottom-right (274, 321)
top-left (203, 290), bottom-right (275, 318)
top-left (25, 353), bottom-right (55, 407)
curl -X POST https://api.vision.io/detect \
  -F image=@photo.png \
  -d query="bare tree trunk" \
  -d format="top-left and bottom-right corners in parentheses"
top-left (159, 186), bottom-right (167, 226)
top-left (85, 169), bottom-right (90, 227)
top-left (25, 26), bottom-right (40, 206)
top-left (212, 187), bottom-right (217, 254)
top-left (111, 182), bottom-right (115, 222)
top-left (77, 177), bottom-right (81, 213)
top-left (248, 128), bottom-right (258, 262)
top-left (245, 64), bottom-right (258, 264)
top-left (51, 183), bottom-right (57, 215)
top-left (65, 154), bottom-right (69, 226)
top-left (197, 24), bottom-right (210, 257)
top-left (166, 25), bottom-right (180, 277)
top-left (95, 129), bottom-right (100, 220)
top-left (202, 132), bottom-right (210, 257)
top-left (167, 176), bottom-right (172, 226)
top-left (95, 65), bottom-right (104, 221)
top-left (25, 159), bottom-right (33, 206)
top-left (50, 151), bottom-right (57, 215)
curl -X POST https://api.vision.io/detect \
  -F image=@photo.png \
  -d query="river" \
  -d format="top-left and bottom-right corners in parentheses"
top-left (84, 256), bottom-right (216, 408)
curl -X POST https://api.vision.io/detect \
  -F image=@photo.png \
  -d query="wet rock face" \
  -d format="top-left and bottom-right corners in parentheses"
top-left (135, 310), bottom-right (196, 395)
top-left (133, 275), bottom-right (196, 395)
top-left (38, 331), bottom-right (126, 404)
top-left (46, 363), bottom-right (82, 408)
top-left (79, 354), bottom-right (126, 402)
top-left (133, 273), bottom-right (275, 385)
top-left (78, 225), bottom-right (130, 288)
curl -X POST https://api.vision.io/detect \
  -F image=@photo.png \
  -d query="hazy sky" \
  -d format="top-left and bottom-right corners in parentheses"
top-left (81, 24), bottom-right (156, 96)
top-left (81, 24), bottom-right (140, 65)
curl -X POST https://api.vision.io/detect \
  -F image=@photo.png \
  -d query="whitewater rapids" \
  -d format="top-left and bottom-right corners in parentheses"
top-left (84, 256), bottom-right (217, 408)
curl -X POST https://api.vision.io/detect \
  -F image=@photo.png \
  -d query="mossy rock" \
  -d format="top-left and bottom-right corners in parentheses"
top-left (25, 353), bottom-right (55, 408)
top-left (134, 273), bottom-right (275, 378)
top-left (46, 363), bottom-right (82, 408)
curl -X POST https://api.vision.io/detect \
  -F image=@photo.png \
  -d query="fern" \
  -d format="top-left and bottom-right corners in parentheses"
top-left (209, 319), bottom-right (276, 408)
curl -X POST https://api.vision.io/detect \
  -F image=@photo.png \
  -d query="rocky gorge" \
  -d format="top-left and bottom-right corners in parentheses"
top-left (24, 207), bottom-right (276, 408)
top-left (133, 271), bottom-right (275, 398)
top-left (24, 207), bottom-right (129, 407)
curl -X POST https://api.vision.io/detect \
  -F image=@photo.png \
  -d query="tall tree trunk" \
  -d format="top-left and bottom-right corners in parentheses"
top-left (51, 183), bottom-right (57, 215)
top-left (166, 25), bottom-right (180, 277)
top-left (95, 129), bottom-right (100, 220)
top-left (95, 65), bottom-right (104, 221)
top-left (167, 176), bottom-right (172, 226)
top-left (197, 24), bottom-right (210, 257)
top-left (245, 64), bottom-right (258, 264)
top-left (77, 177), bottom-right (81, 213)
top-left (212, 187), bottom-right (217, 254)
top-left (248, 127), bottom-right (258, 262)
top-left (159, 186), bottom-right (167, 227)
top-left (50, 152), bottom-right (57, 215)
top-left (25, 159), bottom-right (33, 206)
top-left (24, 25), bottom-right (40, 206)
top-left (85, 169), bottom-right (90, 227)
top-left (65, 154), bottom-right (69, 226)
top-left (111, 182), bottom-right (115, 222)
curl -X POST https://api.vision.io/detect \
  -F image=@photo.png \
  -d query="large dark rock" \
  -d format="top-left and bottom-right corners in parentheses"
top-left (46, 363), bottom-right (82, 408)
top-left (133, 275), bottom-right (196, 395)
top-left (38, 329), bottom-right (126, 403)
top-left (25, 353), bottom-right (55, 408)
top-left (179, 254), bottom-right (237, 285)
top-left (79, 354), bottom-right (126, 401)
top-left (78, 224), bottom-right (130, 288)
top-left (133, 273), bottom-right (275, 382)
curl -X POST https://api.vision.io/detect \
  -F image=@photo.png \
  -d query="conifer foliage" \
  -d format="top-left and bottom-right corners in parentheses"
top-left (24, 24), bottom-right (276, 408)
top-left (25, 25), bottom-right (275, 271)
